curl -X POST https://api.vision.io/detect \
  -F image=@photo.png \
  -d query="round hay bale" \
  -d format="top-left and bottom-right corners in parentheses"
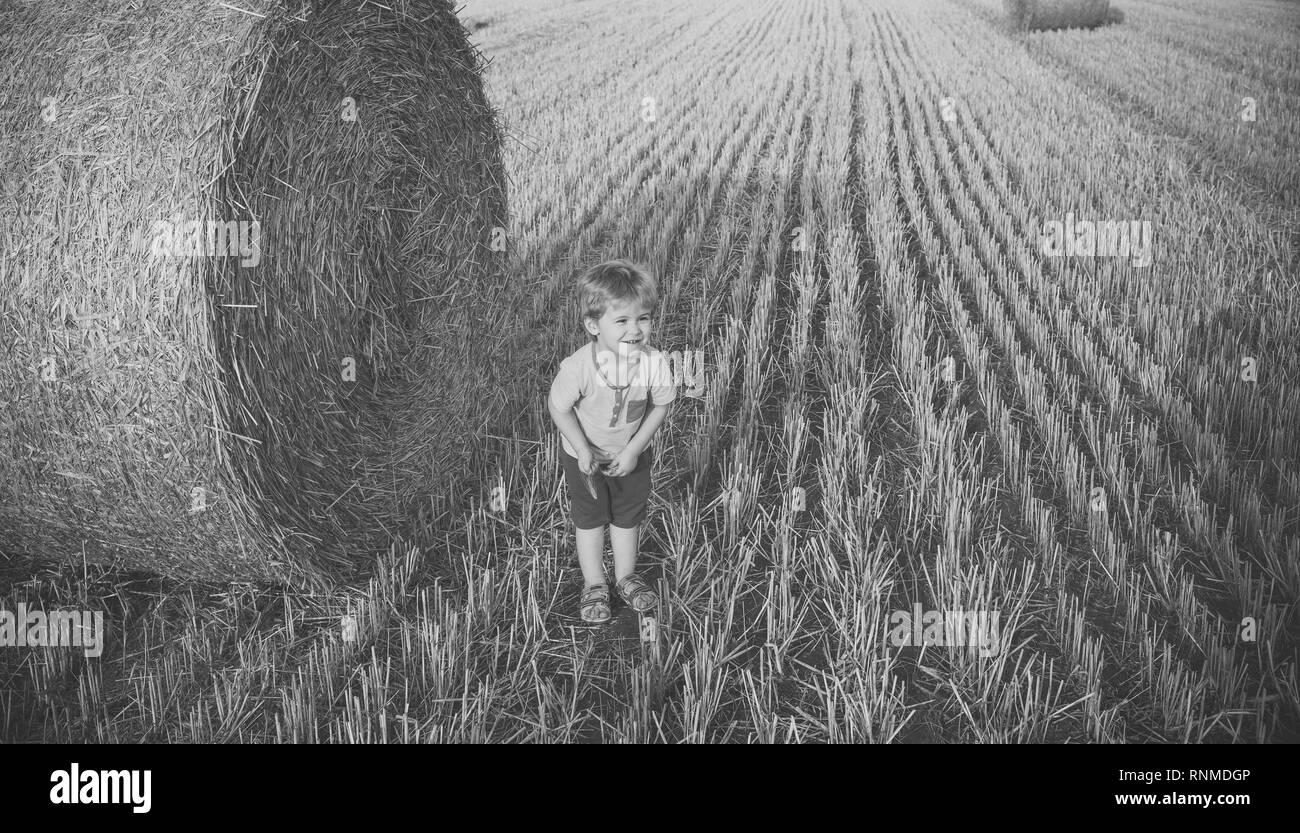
top-left (1003, 0), bottom-right (1114, 31)
top-left (0, 0), bottom-right (511, 588)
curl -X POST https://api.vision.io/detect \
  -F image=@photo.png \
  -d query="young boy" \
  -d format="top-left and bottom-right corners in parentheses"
top-left (547, 260), bottom-right (676, 624)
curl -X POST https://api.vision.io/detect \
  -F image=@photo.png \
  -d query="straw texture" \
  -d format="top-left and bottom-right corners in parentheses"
top-left (0, 0), bottom-right (510, 587)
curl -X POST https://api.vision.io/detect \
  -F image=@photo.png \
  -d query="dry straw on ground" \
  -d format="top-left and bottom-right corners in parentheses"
top-left (1003, 0), bottom-right (1117, 31)
top-left (0, 0), bottom-right (514, 588)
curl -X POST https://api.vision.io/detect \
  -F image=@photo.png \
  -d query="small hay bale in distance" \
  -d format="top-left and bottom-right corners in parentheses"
top-left (1003, 0), bottom-right (1116, 31)
top-left (0, 0), bottom-right (512, 587)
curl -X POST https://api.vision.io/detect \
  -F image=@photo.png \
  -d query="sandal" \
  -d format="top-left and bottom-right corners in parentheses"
top-left (615, 572), bottom-right (659, 613)
top-left (580, 584), bottom-right (611, 624)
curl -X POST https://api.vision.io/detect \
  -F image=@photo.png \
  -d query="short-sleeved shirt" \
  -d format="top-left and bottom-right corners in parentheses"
top-left (548, 340), bottom-right (677, 459)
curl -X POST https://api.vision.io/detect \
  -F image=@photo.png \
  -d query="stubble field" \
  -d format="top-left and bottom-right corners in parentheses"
top-left (3, 0), bottom-right (1297, 743)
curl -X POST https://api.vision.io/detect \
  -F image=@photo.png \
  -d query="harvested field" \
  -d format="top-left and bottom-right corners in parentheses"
top-left (1, 0), bottom-right (1297, 748)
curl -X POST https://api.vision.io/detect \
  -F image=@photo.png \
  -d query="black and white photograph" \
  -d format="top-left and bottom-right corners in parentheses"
top-left (0, 0), bottom-right (1296, 774)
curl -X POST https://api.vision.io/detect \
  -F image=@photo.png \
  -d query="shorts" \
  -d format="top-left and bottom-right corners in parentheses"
top-left (560, 447), bottom-right (654, 530)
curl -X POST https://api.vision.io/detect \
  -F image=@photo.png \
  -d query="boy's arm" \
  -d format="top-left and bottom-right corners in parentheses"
top-left (621, 401), bottom-right (671, 459)
top-left (620, 352), bottom-right (677, 458)
top-left (548, 403), bottom-right (593, 458)
top-left (548, 366), bottom-right (594, 457)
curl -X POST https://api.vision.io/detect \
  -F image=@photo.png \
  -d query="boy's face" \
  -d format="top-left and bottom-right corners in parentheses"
top-left (585, 300), bottom-right (652, 363)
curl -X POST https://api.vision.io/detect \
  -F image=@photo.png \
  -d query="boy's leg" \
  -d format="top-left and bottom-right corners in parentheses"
top-left (609, 447), bottom-right (654, 581)
top-left (610, 523), bottom-right (640, 582)
top-left (560, 448), bottom-right (611, 587)
top-left (576, 525), bottom-right (607, 587)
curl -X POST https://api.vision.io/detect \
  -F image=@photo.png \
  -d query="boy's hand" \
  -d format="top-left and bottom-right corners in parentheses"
top-left (575, 447), bottom-right (597, 476)
top-left (603, 449), bottom-right (638, 477)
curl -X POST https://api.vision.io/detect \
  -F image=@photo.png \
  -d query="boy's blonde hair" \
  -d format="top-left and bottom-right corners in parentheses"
top-left (575, 259), bottom-right (658, 335)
